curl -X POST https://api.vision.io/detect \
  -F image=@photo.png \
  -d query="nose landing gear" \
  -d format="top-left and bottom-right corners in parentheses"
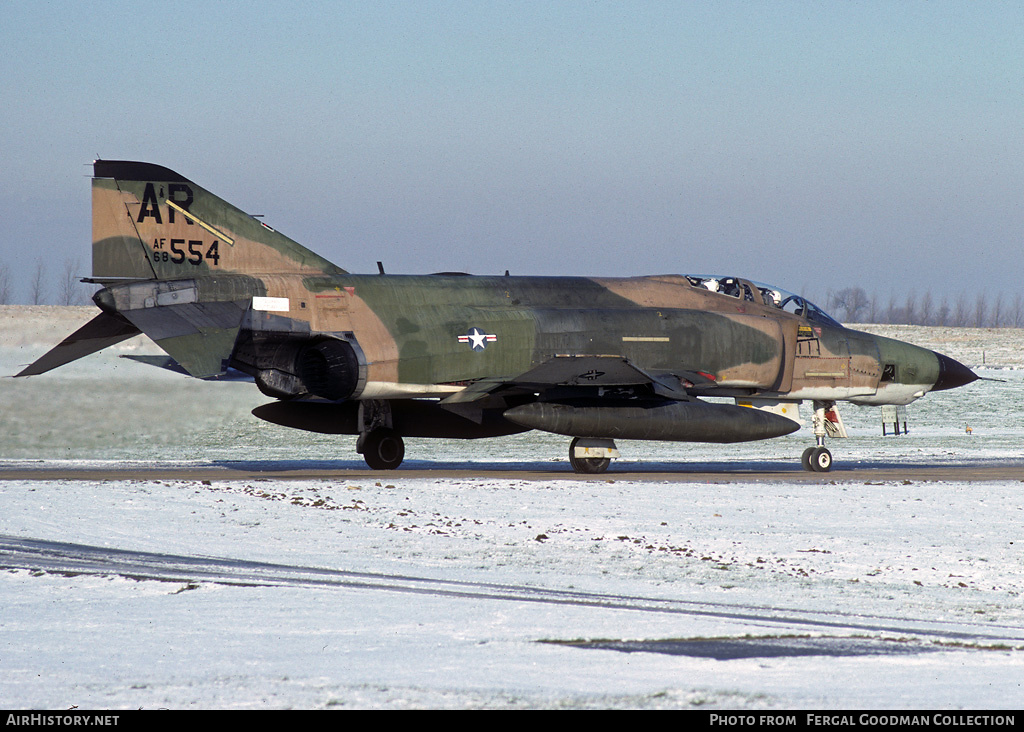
top-left (802, 444), bottom-right (833, 472)
top-left (802, 401), bottom-right (839, 472)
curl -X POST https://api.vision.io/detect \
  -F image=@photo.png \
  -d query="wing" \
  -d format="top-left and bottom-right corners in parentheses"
top-left (439, 354), bottom-right (797, 444)
top-left (439, 354), bottom-right (714, 406)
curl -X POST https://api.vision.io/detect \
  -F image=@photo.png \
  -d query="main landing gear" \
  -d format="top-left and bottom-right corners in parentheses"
top-left (359, 428), bottom-right (405, 470)
top-left (568, 437), bottom-right (619, 474)
top-left (801, 400), bottom-right (837, 472)
top-left (356, 400), bottom-right (405, 470)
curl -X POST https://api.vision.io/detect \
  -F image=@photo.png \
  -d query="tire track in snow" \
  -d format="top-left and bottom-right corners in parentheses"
top-left (3, 533), bottom-right (1022, 647)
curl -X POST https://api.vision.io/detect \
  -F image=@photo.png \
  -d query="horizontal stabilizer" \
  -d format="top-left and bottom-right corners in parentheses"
top-left (16, 311), bottom-right (141, 377)
top-left (92, 278), bottom-right (254, 379)
top-left (120, 355), bottom-right (253, 382)
top-left (117, 300), bottom-right (248, 379)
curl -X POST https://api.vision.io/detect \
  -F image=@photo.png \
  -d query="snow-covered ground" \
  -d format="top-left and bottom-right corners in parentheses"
top-left (2, 306), bottom-right (1023, 709)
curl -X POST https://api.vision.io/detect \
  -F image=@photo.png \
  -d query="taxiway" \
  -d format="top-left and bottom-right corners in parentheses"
top-left (3, 460), bottom-right (1023, 483)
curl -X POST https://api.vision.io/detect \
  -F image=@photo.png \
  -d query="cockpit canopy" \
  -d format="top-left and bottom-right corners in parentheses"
top-left (684, 275), bottom-right (841, 328)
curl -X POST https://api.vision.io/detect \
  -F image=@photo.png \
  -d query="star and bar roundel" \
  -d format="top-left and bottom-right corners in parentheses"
top-left (457, 327), bottom-right (497, 352)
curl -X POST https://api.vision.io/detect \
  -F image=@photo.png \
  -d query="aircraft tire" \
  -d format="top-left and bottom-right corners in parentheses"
top-left (810, 446), bottom-right (833, 472)
top-left (801, 447), bottom-right (815, 471)
top-left (362, 428), bottom-right (405, 470)
top-left (568, 438), bottom-right (611, 474)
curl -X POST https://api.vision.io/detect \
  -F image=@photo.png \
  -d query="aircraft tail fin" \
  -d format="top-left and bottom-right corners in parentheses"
top-left (91, 160), bottom-right (346, 282)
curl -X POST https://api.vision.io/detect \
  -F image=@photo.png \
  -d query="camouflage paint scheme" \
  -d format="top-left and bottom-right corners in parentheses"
top-left (18, 161), bottom-right (978, 472)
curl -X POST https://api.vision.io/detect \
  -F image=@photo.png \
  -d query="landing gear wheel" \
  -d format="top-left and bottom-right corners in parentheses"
top-left (361, 428), bottom-right (405, 470)
top-left (809, 446), bottom-right (832, 472)
top-left (801, 447), bottom-right (815, 472)
top-left (569, 437), bottom-right (611, 474)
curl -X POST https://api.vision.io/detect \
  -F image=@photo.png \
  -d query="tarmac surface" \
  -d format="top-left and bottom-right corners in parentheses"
top-left (3, 460), bottom-right (1023, 482)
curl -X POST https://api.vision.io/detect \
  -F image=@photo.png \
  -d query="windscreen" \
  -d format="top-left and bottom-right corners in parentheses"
top-left (686, 275), bottom-right (842, 328)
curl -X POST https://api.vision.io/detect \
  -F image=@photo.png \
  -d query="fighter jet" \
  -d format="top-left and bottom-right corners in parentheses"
top-left (17, 161), bottom-right (978, 473)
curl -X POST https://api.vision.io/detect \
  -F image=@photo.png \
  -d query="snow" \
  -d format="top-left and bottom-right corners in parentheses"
top-left (2, 306), bottom-right (1024, 709)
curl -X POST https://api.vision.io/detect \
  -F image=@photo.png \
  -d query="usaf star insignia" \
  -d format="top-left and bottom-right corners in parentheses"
top-left (458, 327), bottom-right (497, 352)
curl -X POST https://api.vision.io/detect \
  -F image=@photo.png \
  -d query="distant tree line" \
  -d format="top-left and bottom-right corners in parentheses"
top-left (0, 257), bottom-right (93, 306)
top-left (824, 286), bottom-right (1024, 328)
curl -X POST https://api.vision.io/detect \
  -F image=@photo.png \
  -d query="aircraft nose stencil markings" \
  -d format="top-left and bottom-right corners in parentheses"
top-left (458, 327), bottom-right (497, 351)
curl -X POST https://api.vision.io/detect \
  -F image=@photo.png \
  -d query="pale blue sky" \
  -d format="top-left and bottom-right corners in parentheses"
top-left (2, 1), bottom-right (1022, 306)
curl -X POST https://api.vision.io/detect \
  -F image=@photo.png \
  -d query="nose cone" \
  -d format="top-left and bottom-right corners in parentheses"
top-left (932, 352), bottom-right (979, 392)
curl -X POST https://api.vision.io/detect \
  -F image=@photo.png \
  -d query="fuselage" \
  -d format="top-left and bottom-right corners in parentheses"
top-left (93, 270), bottom-right (963, 408)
